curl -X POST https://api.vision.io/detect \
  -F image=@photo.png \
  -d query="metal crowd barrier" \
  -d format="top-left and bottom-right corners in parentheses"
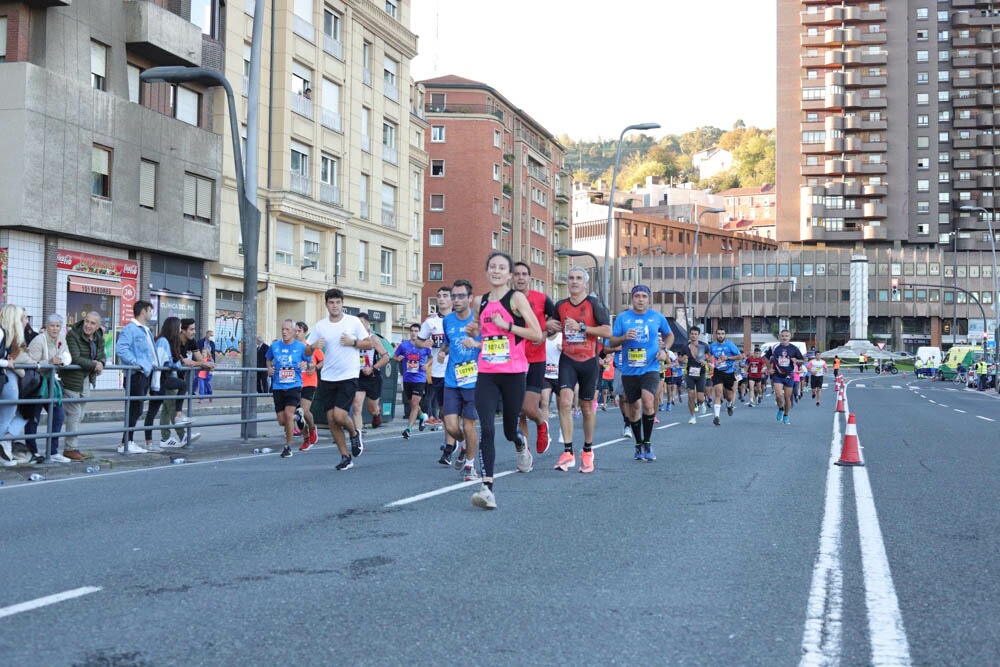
top-left (0, 363), bottom-right (272, 455)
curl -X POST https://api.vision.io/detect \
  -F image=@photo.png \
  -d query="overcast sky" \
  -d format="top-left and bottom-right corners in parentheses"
top-left (409, 0), bottom-right (777, 141)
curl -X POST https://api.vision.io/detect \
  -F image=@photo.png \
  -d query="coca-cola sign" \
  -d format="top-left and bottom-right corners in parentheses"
top-left (57, 249), bottom-right (138, 278)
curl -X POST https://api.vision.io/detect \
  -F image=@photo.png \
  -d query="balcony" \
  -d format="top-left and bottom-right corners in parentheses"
top-left (554, 273), bottom-right (568, 285)
top-left (863, 224), bottom-right (888, 241)
top-left (322, 33), bottom-right (344, 59)
top-left (291, 93), bottom-right (313, 119)
top-left (320, 183), bottom-right (341, 206)
top-left (321, 108), bottom-right (342, 132)
top-left (554, 217), bottom-right (569, 229)
top-left (863, 202), bottom-right (888, 218)
top-left (123, 0), bottom-right (201, 67)
top-left (381, 207), bottom-right (397, 228)
top-left (863, 183), bottom-right (888, 197)
top-left (528, 165), bottom-right (549, 185)
top-left (293, 15), bottom-right (315, 43)
top-left (290, 173), bottom-right (311, 196)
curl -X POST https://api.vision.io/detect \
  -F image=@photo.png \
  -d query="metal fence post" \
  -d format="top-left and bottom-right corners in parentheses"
top-left (121, 369), bottom-right (132, 455)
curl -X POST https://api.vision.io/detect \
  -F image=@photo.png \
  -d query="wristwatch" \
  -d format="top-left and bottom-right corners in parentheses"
top-left (580, 324), bottom-right (588, 335)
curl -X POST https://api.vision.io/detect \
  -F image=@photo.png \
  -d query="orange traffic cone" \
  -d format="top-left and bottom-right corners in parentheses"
top-left (835, 413), bottom-right (864, 467)
top-left (835, 389), bottom-right (846, 413)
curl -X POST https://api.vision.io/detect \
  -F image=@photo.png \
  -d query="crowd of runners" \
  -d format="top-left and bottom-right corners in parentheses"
top-left (258, 251), bottom-right (837, 511)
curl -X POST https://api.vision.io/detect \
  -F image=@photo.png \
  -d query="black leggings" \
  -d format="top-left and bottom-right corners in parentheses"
top-left (474, 372), bottom-right (525, 479)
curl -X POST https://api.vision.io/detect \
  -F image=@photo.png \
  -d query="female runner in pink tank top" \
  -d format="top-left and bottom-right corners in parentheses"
top-left (466, 251), bottom-right (543, 510)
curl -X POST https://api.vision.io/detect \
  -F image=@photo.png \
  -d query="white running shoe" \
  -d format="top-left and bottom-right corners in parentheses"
top-left (622, 424), bottom-right (632, 437)
top-left (179, 432), bottom-right (202, 447)
top-left (471, 485), bottom-right (497, 510)
top-left (688, 416), bottom-right (697, 425)
top-left (49, 453), bottom-right (72, 463)
top-left (118, 441), bottom-right (149, 454)
top-left (161, 437), bottom-right (183, 448)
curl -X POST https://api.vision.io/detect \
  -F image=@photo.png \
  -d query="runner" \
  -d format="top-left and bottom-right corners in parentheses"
top-left (832, 355), bottom-right (841, 379)
top-left (393, 324), bottom-right (432, 439)
top-left (512, 262), bottom-right (557, 455)
top-left (294, 321), bottom-right (322, 451)
top-left (769, 329), bottom-right (805, 425)
top-left (599, 352), bottom-right (615, 410)
top-left (305, 288), bottom-right (371, 471)
top-left (352, 313), bottom-right (389, 436)
top-left (468, 251), bottom-right (543, 510)
top-left (708, 327), bottom-right (743, 426)
top-left (266, 319), bottom-right (311, 458)
top-left (608, 284), bottom-right (675, 461)
top-left (806, 354), bottom-right (828, 406)
top-left (550, 267), bottom-right (612, 473)
top-left (543, 330), bottom-right (562, 425)
top-left (438, 279), bottom-right (481, 480)
top-left (683, 326), bottom-right (711, 425)
top-left (417, 286), bottom-right (451, 433)
top-left (745, 347), bottom-right (766, 407)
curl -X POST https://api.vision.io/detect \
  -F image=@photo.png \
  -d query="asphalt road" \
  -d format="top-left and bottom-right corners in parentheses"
top-left (1, 377), bottom-right (997, 666)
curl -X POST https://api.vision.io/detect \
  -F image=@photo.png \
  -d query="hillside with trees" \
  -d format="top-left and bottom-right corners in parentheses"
top-left (557, 121), bottom-right (775, 193)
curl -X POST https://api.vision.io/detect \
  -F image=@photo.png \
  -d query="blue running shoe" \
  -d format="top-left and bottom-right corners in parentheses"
top-left (776, 409), bottom-right (784, 422)
top-left (783, 415), bottom-right (791, 425)
top-left (665, 403), bottom-right (672, 412)
top-left (642, 443), bottom-right (656, 461)
top-left (634, 446), bottom-right (643, 461)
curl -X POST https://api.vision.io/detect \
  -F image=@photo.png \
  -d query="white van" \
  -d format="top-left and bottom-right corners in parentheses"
top-left (916, 346), bottom-right (941, 369)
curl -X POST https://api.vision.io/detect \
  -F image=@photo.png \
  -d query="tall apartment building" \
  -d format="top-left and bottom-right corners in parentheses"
top-left (212, 0), bottom-right (427, 350)
top-left (776, 0), bottom-right (1000, 252)
top-left (0, 0), bottom-right (223, 387)
top-left (419, 76), bottom-right (570, 312)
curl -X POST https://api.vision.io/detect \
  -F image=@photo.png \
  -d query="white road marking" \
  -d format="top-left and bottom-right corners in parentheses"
top-left (954, 409), bottom-right (966, 414)
top-left (919, 395), bottom-right (926, 399)
top-left (385, 436), bottom-right (627, 507)
top-left (0, 586), bottom-right (102, 619)
top-left (938, 404), bottom-right (949, 408)
top-left (892, 385), bottom-right (902, 389)
top-left (928, 400), bottom-right (937, 404)
top-left (854, 467), bottom-right (913, 666)
top-left (855, 384), bottom-right (866, 388)
top-left (655, 422), bottom-right (680, 430)
top-left (977, 415), bottom-right (996, 422)
top-left (799, 414), bottom-right (844, 666)
top-left (946, 388), bottom-right (957, 392)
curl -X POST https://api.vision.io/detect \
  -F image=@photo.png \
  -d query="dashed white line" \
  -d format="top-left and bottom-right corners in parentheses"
top-left (954, 409), bottom-right (966, 414)
top-left (892, 385), bottom-right (902, 389)
top-left (977, 415), bottom-right (996, 422)
top-left (928, 400), bottom-right (937, 404)
top-left (855, 384), bottom-right (867, 388)
top-left (938, 403), bottom-right (949, 408)
top-left (0, 586), bottom-right (102, 619)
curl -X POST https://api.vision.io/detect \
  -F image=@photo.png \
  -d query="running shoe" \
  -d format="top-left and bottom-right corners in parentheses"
top-left (536, 421), bottom-right (550, 454)
top-left (418, 413), bottom-right (427, 431)
top-left (776, 409), bottom-right (784, 422)
top-left (665, 404), bottom-right (672, 412)
top-left (402, 427), bottom-right (411, 440)
top-left (746, 401), bottom-right (755, 408)
top-left (438, 447), bottom-right (452, 467)
top-left (334, 455), bottom-right (353, 471)
top-left (688, 416), bottom-right (697, 425)
top-left (642, 443), bottom-right (656, 461)
top-left (654, 417), bottom-right (660, 424)
top-left (463, 465), bottom-right (480, 482)
top-left (634, 445), bottom-right (643, 461)
top-left (454, 449), bottom-right (467, 471)
top-left (350, 430), bottom-right (364, 458)
top-left (309, 428), bottom-right (319, 445)
top-left (471, 485), bottom-right (497, 510)
top-left (516, 442), bottom-right (534, 473)
top-left (294, 407), bottom-right (305, 431)
top-left (713, 416), bottom-right (721, 426)
top-left (553, 451), bottom-right (576, 471)
top-left (299, 439), bottom-right (313, 452)
top-left (579, 450), bottom-right (594, 473)
top-left (700, 402), bottom-right (707, 414)
top-left (281, 446), bottom-right (293, 458)
top-left (783, 415), bottom-right (791, 425)
top-left (622, 424), bottom-right (632, 437)
top-left (371, 415), bottom-right (382, 429)
top-left (727, 404), bottom-right (734, 417)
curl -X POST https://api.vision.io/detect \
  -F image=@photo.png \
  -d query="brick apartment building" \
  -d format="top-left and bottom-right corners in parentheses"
top-left (419, 75), bottom-right (570, 312)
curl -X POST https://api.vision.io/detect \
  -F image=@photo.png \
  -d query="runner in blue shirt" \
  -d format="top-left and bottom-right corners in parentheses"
top-left (438, 279), bottom-right (482, 481)
top-left (607, 285), bottom-right (675, 461)
top-left (708, 327), bottom-right (743, 426)
top-left (266, 319), bottom-right (312, 458)
top-left (769, 329), bottom-right (805, 425)
top-left (394, 325), bottom-right (432, 439)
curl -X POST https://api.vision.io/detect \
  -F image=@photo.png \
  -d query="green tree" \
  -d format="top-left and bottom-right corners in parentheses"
top-left (733, 132), bottom-right (776, 187)
top-left (679, 126), bottom-right (724, 156)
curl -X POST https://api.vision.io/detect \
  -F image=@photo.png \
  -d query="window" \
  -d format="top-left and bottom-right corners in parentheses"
top-left (492, 232), bottom-right (499, 249)
top-left (493, 198), bottom-right (500, 215)
top-left (361, 107), bottom-right (371, 152)
top-left (916, 157), bottom-right (929, 170)
top-left (382, 121), bottom-right (398, 164)
top-left (275, 221), bottom-right (294, 266)
top-left (360, 173), bottom-right (369, 219)
top-left (916, 7), bottom-right (928, 20)
top-left (429, 228), bottom-right (444, 246)
top-left (412, 213), bottom-right (420, 241)
top-left (917, 115), bottom-right (929, 127)
top-left (320, 154), bottom-right (339, 204)
top-left (493, 163), bottom-right (500, 181)
top-left (380, 248), bottom-right (394, 285)
top-left (333, 233), bottom-right (344, 276)
top-left (139, 159), bottom-right (157, 209)
top-left (291, 63), bottom-right (312, 117)
top-left (293, 0), bottom-right (314, 41)
top-left (190, 0), bottom-right (218, 37)
top-left (321, 79), bottom-right (341, 131)
top-left (938, 91), bottom-right (950, 102)
top-left (431, 126), bottom-right (445, 142)
top-left (0, 17), bottom-right (6, 62)
top-left (183, 173), bottom-right (214, 223)
top-left (429, 92), bottom-right (446, 110)
top-left (494, 129), bottom-right (502, 148)
top-left (91, 145), bottom-right (111, 198)
top-left (242, 43), bottom-right (251, 95)
top-left (362, 41), bottom-right (372, 86)
top-left (303, 228), bottom-right (321, 268)
top-left (381, 183), bottom-right (396, 228)
top-left (430, 194), bottom-right (444, 211)
top-left (358, 240), bottom-right (368, 280)
top-left (412, 171), bottom-right (421, 201)
top-left (173, 86), bottom-right (200, 126)
top-left (322, 9), bottom-right (343, 58)
top-left (290, 141), bottom-right (310, 195)
top-left (916, 50), bottom-right (928, 63)
top-left (916, 29), bottom-right (928, 40)
top-left (429, 263), bottom-right (443, 281)
top-left (127, 64), bottom-right (142, 103)
top-left (916, 72), bottom-right (929, 84)
top-left (431, 159), bottom-right (444, 177)
top-left (938, 71), bottom-right (949, 82)
top-left (383, 56), bottom-right (398, 101)
top-left (385, 0), bottom-right (398, 19)
top-left (917, 180), bottom-right (930, 192)
top-left (917, 202), bottom-right (930, 214)
top-left (91, 41), bottom-right (107, 90)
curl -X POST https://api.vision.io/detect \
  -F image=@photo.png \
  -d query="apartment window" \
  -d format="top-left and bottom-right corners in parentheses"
top-left (917, 114), bottom-right (929, 127)
top-left (939, 111), bottom-right (950, 122)
top-left (172, 86), bottom-right (200, 126)
top-left (382, 121), bottom-right (398, 164)
top-left (322, 9), bottom-right (343, 59)
top-left (429, 92), bottom-right (446, 110)
top-left (275, 221), bottom-right (294, 266)
top-left (321, 79), bottom-right (341, 131)
top-left (412, 213), bottom-right (420, 241)
top-left (362, 41), bottom-right (372, 86)
top-left (939, 132), bottom-right (949, 142)
top-left (191, 0), bottom-right (219, 37)
top-left (127, 64), bottom-right (142, 103)
top-left (938, 30), bottom-right (948, 42)
top-left (916, 8), bottom-right (928, 19)
top-left (383, 56), bottom-right (399, 101)
top-left (492, 232), bottom-right (499, 249)
top-left (916, 93), bottom-right (929, 105)
top-left (939, 193), bottom-right (951, 203)
top-left (293, 0), bottom-right (314, 41)
top-left (494, 129), bottom-right (502, 148)
top-left (91, 145), bottom-right (111, 198)
top-left (0, 17), bottom-right (6, 62)
top-left (358, 240), bottom-right (368, 280)
top-left (431, 159), bottom-right (445, 177)
top-left (916, 29), bottom-right (928, 40)
top-left (916, 50), bottom-right (928, 63)
top-left (939, 91), bottom-right (950, 102)
top-left (292, 63), bottom-right (312, 117)
top-left (493, 164), bottom-right (500, 181)
top-left (333, 233), bottom-right (344, 276)
top-left (380, 248), bottom-right (395, 285)
top-left (429, 228), bottom-right (444, 246)
top-left (917, 202), bottom-right (930, 214)
top-left (492, 198), bottom-right (500, 215)
top-left (242, 44), bottom-right (251, 95)
top-left (139, 160), bottom-right (157, 209)
top-left (384, 0), bottom-right (398, 19)
top-left (428, 263), bottom-right (443, 282)
top-left (431, 126), bottom-right (445, 142)
top-left (430, 194), bottom-right (444, 211)
top-left (381, 182), bottom-right (396, 228)
top-left (299, 227), bottom-right (320, 269)
top-left (802, 131), bottom-right (826, 144)
top-left (938, 71), bottom-right (949, 82)
top-left (290, 141), bottom-right (310, 195)
top-left (916, 72), bottom-right (929, 84)
top-left (937, 10), bottom-right (947, 22)
top-left (361, 107), bottom-right (371, 152)
top-left (91, 41), bottom-right (108, 91)
top-left (320, 154), bottom-right (339, 205)
top-left (183, 173), bottom-right (214, 223)
top-left (916, 158), bottom-right (929, 170)
top-left (360, 173), bottom-right (369, 219)
top-left (412, 171), bottom-right (421, 201)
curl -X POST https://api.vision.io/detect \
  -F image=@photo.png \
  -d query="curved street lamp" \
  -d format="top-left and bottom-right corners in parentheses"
top-left (959, 205), bottom-right (999, 357)
top-left (556, 248), bottom-right (603, 303)
top-left (686, 206), bottom-right (726, 328)
top-left (604, 122), bottom-right (660, 313)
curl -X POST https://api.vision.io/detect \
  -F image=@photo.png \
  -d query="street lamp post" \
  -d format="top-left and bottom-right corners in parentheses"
top-left (556, 248), bottom-right (603, 304)
top-left (959, 205), bottom-right (999, 358)
top-left (141, 66), bottom-right (263, 439)
top-left (604, 122), bottom-right (660, 313)
top-left (686, 206), bottom-right (726, 329)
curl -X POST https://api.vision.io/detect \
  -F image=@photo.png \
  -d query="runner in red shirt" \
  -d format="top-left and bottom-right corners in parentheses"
top-left (745, 347), bottom-right (766, 407)
top-left (513, 262), bottom-right (557, 454)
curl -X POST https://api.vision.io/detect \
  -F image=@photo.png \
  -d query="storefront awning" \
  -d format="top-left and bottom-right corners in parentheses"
top-left (68, 275), bottom-right (123, 296)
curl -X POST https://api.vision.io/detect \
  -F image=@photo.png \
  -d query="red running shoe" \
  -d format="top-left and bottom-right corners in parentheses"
top-left (536, 421), bottom-right (550, 454)
top-left (309, 427), bottom-right (319, 445)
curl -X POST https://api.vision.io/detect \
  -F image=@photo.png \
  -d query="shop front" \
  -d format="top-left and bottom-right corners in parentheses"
top-left (148, 255), bottom-right (205, 335)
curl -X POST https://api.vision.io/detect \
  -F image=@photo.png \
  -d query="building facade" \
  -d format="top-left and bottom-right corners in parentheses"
top-left (211, 0), bottom-right (427, 356)
top-left (776, 0), bottom-right (1000, 251)
top-left (0, 0), bottom-right (223, 387)
top-left (419, 75), bottom-right (570, 310)
top-left (719, 184), bottom-right (777, 240)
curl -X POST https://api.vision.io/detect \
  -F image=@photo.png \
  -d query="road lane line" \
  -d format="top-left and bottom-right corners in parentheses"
top-left (385, 436), bottom-right (628, 507)
top-left (937, 404), bottom-right (949, 408)
top-left (928, 399), bottom-right (937, 404)
top-left (954, 409), bottom-right (966, 413)
top-left (892, 385), bottom-right (902, 389)
top-left (977, 415), bottom-right (996, 422)
top-left (855, 384), bottom-right (866, 388)
top-left (799, 414), bottom-right (844, 666)
top-left (0, 586), bottom-right (102, 619)
top-left (853, 468), bottom-right (913, 666)
top-left (655, 422), bottom-right (680, 430)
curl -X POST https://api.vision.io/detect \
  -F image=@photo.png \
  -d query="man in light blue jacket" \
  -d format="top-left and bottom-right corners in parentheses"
top-left (115, 300), bottom-right (158, 453)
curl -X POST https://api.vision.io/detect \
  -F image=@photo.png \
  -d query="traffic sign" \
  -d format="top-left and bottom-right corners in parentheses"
top-left (876, 341), bottom-right (886, 350)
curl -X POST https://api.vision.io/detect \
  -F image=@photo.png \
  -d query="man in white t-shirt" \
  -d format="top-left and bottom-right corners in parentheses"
top-left (305, 288), bottom-right (373, 471)
top-left (806, 356), bottom-right (828, 406)
top-left (416, 286), bottom-right (453, 464)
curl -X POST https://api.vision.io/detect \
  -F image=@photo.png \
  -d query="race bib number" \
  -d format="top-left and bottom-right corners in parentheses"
top-left (455, 360), bottom-right (478, 386)
top-left (482, 336), bottom-right (511, 364)
top-left (545, 363), bottom-right (558, 375)
top-left (278, 367), bottom-right (295, 381)
top-left (359, 354), bottom-right (367, 367)
top-left (564, 328), bottom-right (586, 344)
top-left (406, 358), bottom-right (420, 373)
top-left (778, 357), bottom-right (790, 368)
top-left (688, 366), bottom-right (702, 377)
top-left (627, 348), bottom-right (647, 367)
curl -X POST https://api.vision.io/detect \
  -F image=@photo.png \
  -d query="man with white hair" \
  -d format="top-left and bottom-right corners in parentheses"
top-left (62, 311), bottom-right (107, 461)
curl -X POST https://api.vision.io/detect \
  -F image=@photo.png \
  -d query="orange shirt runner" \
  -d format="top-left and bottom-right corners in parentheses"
top-left (302, 348), bottom-right (324, 388)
